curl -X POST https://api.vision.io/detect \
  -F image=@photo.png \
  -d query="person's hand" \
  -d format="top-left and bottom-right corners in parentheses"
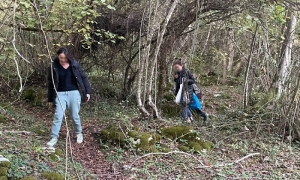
top-left (175, 74), bottom-right (179, 79)
top-left (86, 94), bottom-right (91, 102)
top-left (48, 102), bottom-right (53, 109)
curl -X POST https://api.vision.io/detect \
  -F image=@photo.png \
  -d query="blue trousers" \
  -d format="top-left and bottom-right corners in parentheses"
top-left (181, 105), bottom-right (192, 121)
top-left (51, 90), bottom-right (82, 138)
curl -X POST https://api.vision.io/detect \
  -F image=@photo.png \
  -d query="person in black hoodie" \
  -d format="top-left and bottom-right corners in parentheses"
top-left (47, 47), bottom-right (92, 147)
top-left (173, 60), bottom-right (194, 123)
top-left (173, 59), bottom-right (207, 123)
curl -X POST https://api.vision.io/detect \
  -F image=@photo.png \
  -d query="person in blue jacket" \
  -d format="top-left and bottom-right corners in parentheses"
top-left (173, 59), bottom-right (207, 123)
top-left (47, 47), bottom-right (92, 147)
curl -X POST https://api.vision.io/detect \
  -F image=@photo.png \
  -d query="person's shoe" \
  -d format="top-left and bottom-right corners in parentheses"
top-left (203, 113), bottom-right (207, 122)
top-left (47, 138), bottom-right (58, 147)
top-left (77, 133), bottom-right (83, 144)
top-left (186, 118), bottom-right (191, 124)
top-left (190, 116), bottom-right (194, 123)
top-left (199, 111), bottom-right (207, 122)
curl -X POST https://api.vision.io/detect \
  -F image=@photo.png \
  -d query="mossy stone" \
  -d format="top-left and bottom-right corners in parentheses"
top-left (21, 176), bottom-right (36, 180)
top-left (161, 125), bottom-right (192, 140)
top-left (0, 161), bottom-right (10, 168)
top-left (149, 146), bottom-right (159, 153)
top-left (161, 147), bottom-right (171, 153)
top-left (0, 176), bottom-right (7, 180)
top-left (179, 145), bottom-right (190, 152)
top-left (0, 167), bottom-right (8, 176)
top-left (24, 89), bottom-right (36, 102)
top-left (188, 142), bottom-right (204, 152)
top-left (202, 141), bottom-right (213, 151)
top-left (41, 172), bottom-right (64, 180)
top-left (100, 128), bottom-right (126, 145)
top-left (133, 133), bottom-right (161, 152)
top-left (128, 130), bottom-right (138, 138)
top-left (0, 114), bottom-right (7, 124)
top-left (23, 88), bottom-right (43, 106)
top-left (136, 133), bottom-right (158, 148)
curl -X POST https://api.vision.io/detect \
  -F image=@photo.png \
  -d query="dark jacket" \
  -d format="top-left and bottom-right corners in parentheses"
top-left (47, 58), bottom-right (92, 103)
top-left (174, 68), bottom-right (195, 104)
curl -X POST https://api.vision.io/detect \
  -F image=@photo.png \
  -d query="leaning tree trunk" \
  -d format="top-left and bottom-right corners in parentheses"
top-left (146, 0), bottom-right (179, 119)
top-left (243, 23), bottom-right (258, 109)
top-left (277, 11), bottom-right (296, 97)
top-left (136, 0), bottom-right (177, 118)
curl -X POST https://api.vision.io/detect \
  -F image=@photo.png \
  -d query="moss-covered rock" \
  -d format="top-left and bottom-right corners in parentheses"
top-left (24, 89), bottom-right (36, 102)
top-left (251, 89), bottom-right (276, 111)
top-left (23, 88), bottom-right (43, 106)
top-left (100, 128), bottom-right (126, 145)
top-left (161, 104), bottom-right (181, 118)
top-left (0, 176), bottom-right (7, 180)
top-left (162, 125), bottom-right (213, 153)
top-left (161, 125), bottom-right (192, 140)
top-left (202, 141), bottom-right (214, 151)
top-left (134, 133), bottom-right (161, 152)
top-left (20, 176), bottom-right (36, 180)
top-left (0, 167), bottom-right (8, 176)
top-left (0, 161), bottom-right (10, 168)
top-left (178, 145), bottom-right (190, 152)
top-left (0, 114), bottom-right (7, 124)
top-left (128, 130), bottom-right (138, 138)
top-left (188, 142), bottom-right (204, 152)
top-left (41, 172), bottom-right (64, 180)
top-left (161, 146), bottom-right (171, 153)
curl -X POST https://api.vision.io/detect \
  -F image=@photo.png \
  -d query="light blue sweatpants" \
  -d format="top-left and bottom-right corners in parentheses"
top-left (51, 90), bottom-right (82, 138)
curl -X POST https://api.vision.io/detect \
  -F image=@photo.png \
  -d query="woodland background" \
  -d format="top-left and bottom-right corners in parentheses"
top-left (1, 0), bottom-right (300, 179)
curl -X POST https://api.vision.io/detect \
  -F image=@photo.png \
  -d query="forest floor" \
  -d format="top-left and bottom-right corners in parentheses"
top-left (1, 84), bottom-right (300, 179)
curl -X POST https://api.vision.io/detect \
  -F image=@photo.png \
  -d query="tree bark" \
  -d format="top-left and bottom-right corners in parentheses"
top-left (227, 28), bottom-right (235, 72)
top-left (243, 23), bottom-right (258, 109)
top-left (277, 11), bottom-right (296, 97)
top-left (147, 0), bottom-right (179, 119)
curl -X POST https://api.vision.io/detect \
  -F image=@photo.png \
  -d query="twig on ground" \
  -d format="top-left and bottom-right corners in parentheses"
top-left (1, 130), bottom-right (31, 135)
top-left (118, 123), bottom-right (137, 156)
top-left (197, 152), bottom-right (260, 169)
top-left (130, 150), bottom-right (204, 166)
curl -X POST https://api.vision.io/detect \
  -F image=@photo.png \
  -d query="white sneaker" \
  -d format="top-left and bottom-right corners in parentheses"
top-left (186, 118), bottom-right (191, 124)
top-left (77, 133), bottom-right (83, 144)
top-left (47, 138), bottom-right (58, 147)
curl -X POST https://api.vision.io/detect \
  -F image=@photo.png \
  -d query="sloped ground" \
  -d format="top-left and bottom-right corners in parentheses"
top-left (1, 85), bottom-right (300, 179)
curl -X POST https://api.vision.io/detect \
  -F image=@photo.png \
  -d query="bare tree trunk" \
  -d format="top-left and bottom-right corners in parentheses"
top-left (136, 6), bottom-right (150, 116)
top-left (227, 28), bottom-right (235, 72)
top-left (277, 11), bottom-right (296, 97)
top-left (147, 0), bottom-right (179, 119)
top-left (222, 52), bottom-right (227, 84)
top-left (243, 23), bottom-right (258, 109)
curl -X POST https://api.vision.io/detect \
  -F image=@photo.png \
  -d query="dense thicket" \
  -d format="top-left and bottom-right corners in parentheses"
top-left (1, 0), bottom-right (300, 139)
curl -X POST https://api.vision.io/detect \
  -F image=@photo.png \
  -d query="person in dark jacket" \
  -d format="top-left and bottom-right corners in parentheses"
top-left (173, 59), bottom-right (207, 123)
top-left (173, 60), bottom-right (194, 123)
top-left (47, 47), bottom-right (92, 147)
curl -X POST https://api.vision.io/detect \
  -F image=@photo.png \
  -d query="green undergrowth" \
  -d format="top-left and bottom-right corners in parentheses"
top-left (0, 107), bottom-right (90, 179)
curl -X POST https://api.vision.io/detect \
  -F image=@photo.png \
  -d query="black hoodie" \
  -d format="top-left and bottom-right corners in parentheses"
top-left (47, 58), bottom-right (92, 103)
